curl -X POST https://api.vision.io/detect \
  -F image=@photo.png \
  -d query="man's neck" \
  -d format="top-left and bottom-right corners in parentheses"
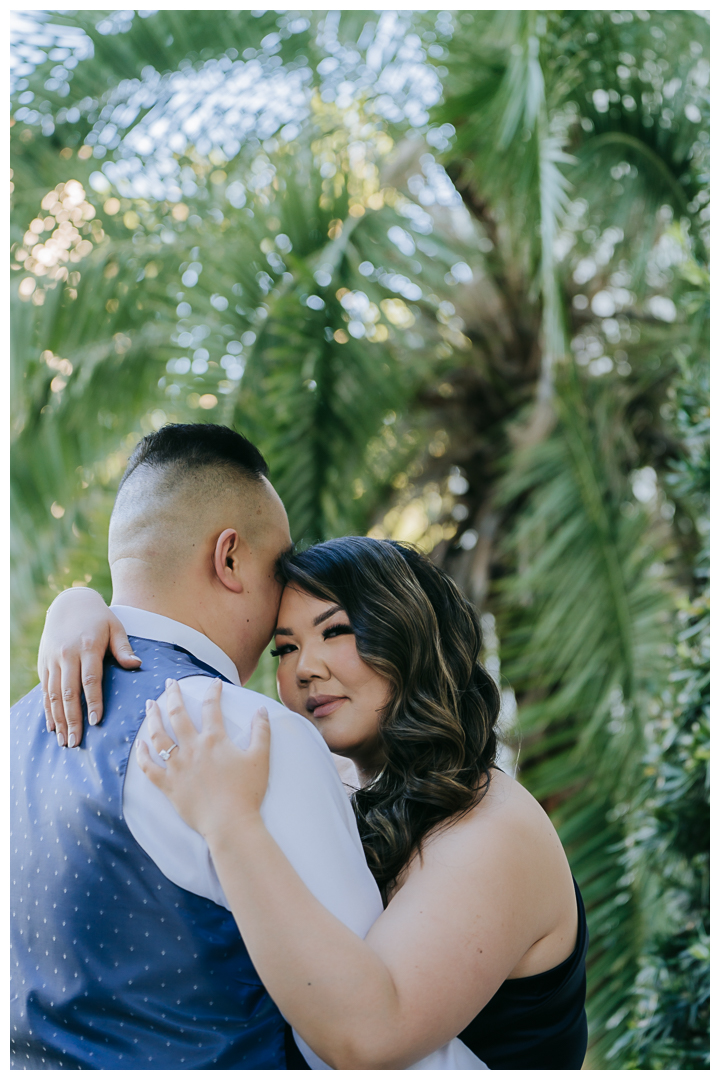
top-left (111, 582), bottom-right (244, 677)
top-left (111, 586), bottom-right (201, 631)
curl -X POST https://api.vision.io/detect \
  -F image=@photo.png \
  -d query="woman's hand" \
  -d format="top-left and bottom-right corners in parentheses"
top-left (137, 678), bottom-right (271, 840)
top-left (38, 587), bottom-right (141, 747)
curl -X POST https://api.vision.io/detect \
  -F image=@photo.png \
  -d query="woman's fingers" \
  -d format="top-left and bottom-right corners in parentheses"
top-left (64, 632), bottom-right (110, 744)
top-left (60, 658), bottom-right (85, 748)
top-left (47, 664), bottom-right (69, 746)
top-left (42, 691), bottom-right (55, 734)
top-left (108, 616), bottom-right (142, 672)
top-left (163, 678), bottom-right (197, 741)
top-left (145, 682), bottom-right (195, 761)
top-left (145, 698), bottom-right (176, 753)
top-left (136, 738), bottom-right (168, 790)
top-left (80, 643), bottom-right (105, 729)
top-left (41, 664), bottom-right (55, 733)
top-left (145, 697), bottom-right (164, 738)
top-left (249, 707), bottom-right (271, 756)
top-left (244, 709), bottom-right (272, 809)
top-left (201, 678), bottom-right (225, 735)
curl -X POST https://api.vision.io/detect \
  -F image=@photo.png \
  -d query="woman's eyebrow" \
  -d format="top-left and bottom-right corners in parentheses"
top-left (313, 604), bottom-right (344, 627)
top-left (274, 604), bottom-right (344, 636)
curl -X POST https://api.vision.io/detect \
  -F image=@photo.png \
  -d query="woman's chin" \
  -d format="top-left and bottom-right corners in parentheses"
top-left (312, 720), bottom-right (353, 756)
top-left (304, 712), bottom-right (345, 750)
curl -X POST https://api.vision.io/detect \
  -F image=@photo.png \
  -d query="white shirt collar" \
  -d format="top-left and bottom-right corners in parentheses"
top-left (110, 605), bottom-right (241, 686)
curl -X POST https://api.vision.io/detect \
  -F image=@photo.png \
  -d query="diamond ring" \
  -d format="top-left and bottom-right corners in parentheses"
top-left (159, 743), bottom-right (179, 761)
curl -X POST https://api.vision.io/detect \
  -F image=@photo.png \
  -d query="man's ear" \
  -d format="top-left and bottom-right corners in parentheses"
top-left (213, 528), bottom-right (246, 593)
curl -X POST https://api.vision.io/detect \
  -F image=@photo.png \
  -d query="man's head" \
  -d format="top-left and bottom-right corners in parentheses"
top-left (109, 424), bottom-right (291, 681)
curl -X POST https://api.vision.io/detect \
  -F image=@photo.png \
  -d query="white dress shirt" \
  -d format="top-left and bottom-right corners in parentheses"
top-left (116, 606), bottom-right (487, 1071)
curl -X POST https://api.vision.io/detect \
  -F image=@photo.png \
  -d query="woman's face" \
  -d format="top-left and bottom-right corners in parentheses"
top-left (273, 586), bottom-right (390, 774)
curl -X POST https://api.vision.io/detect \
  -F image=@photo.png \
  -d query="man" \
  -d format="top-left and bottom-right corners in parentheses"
top-left (11, 424), bottom-right (382, 1069)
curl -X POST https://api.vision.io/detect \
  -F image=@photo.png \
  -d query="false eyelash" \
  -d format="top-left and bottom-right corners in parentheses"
top-left (270, 624), bottom-right (354, 657)
top-left (323, 623), bottom-right (354, 638)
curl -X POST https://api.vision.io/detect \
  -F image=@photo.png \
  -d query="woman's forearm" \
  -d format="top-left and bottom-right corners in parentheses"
top-left (206, 816), bottom-right (409, 1069)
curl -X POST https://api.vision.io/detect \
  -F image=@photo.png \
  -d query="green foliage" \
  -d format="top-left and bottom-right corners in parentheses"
top-left (432, 10), bottom-right (708, 388)
top-left (10, 94), bottom-right (458, 573)
top-left (606, 294), bottom-right (709, 1068)
top-left (607, 584), bottom-right (709, 1069)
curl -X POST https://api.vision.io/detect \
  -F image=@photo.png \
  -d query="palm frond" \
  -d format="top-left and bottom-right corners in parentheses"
top-left (11, 103), bottom-right (462, 600)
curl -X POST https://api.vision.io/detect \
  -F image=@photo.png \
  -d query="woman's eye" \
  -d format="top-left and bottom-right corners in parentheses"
top-left (323, 623), bottom-right (354, 640)
top-left (270, 643), bottom-right (297, 658)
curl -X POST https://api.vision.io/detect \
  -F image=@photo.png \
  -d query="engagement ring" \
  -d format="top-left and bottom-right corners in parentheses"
top-left (159, 744), bottom-right (178, 761)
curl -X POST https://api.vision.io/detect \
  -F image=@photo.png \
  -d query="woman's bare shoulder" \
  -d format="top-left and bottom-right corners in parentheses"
top-left (406, 768), bottom-right (571, 896)
top-left (389, 768), bottom-right (576, 971)
top-left (437, 768), bottom-right (558, 842)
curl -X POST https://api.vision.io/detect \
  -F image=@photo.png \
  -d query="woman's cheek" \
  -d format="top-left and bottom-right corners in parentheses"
top-left (276, 665), bottom-right (296, 711)
top-left (335, 636), bottom-right (368, 676)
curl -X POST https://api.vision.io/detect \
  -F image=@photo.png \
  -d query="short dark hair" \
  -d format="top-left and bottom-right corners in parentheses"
top-left (119, 424), bottom-right (269, 491)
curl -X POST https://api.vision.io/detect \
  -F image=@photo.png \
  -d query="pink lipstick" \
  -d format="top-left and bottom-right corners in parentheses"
top-left (306, 695), bottom-right (348, 718)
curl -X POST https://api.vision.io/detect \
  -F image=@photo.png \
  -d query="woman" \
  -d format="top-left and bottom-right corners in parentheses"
top-left (37, 538), bottom-right (588, 1070)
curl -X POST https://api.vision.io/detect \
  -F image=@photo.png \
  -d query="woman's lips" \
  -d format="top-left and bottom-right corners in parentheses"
top-left (306, 695), bottom-right (348, 718)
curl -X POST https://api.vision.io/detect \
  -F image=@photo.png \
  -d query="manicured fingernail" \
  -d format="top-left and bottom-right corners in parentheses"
top-left (56, 731), bottom-right (65, 747)
top-left (165, 678), bottom-right (172, 689)
top-left (89, 711), bottom-right (98, 726)
top-left (146, 699), bottom-right (153, 711)
top-left (46, 719), bottom-right (52, 733)
top-left (130, 654), bottom-right (141, 662)
top-left (68, 733), bottom-right (77, 748)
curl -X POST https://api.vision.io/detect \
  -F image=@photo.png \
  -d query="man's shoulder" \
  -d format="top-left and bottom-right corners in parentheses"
top-left (176, 677), bottom-right (328, 751)
top-left (227, 685), bottom-right (327, 749)
top-left (176, 676), bottom-right (279, 712)
top-left (226, 683), bottom-right (306, 721)
top-left (104, 639), bottom-right (226, 690)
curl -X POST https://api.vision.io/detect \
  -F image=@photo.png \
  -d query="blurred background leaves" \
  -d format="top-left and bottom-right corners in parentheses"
top-left (11, 9), bottom-right (709, 1068)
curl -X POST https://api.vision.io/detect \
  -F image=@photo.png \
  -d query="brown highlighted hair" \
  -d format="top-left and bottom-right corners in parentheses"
top-left (278, 537), bottom-right (500, 901)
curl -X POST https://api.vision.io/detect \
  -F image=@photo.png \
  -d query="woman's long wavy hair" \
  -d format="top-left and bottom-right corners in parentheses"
top-left (278, 537), bottom-right (500, 901)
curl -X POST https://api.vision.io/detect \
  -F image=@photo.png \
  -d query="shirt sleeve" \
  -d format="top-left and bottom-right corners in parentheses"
top-left (122, 676), bottom-right (383, 939)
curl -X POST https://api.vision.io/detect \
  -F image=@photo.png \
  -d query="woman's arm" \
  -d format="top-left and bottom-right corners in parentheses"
top-left (38, 587), bottom-right (141, 746)
top-left (139, 680), bottom-right (564, 1069)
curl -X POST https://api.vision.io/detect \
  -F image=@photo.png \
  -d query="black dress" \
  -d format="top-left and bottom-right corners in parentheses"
top-left (458, 877), bottom-right (589, 1069)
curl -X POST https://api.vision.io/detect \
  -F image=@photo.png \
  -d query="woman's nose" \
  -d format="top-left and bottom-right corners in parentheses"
top-left (295, 645), bottom-right (329, 684)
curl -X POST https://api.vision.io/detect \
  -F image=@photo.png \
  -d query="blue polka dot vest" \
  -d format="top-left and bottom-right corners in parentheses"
top-left (11, 636), bottom-right (286, 1069)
